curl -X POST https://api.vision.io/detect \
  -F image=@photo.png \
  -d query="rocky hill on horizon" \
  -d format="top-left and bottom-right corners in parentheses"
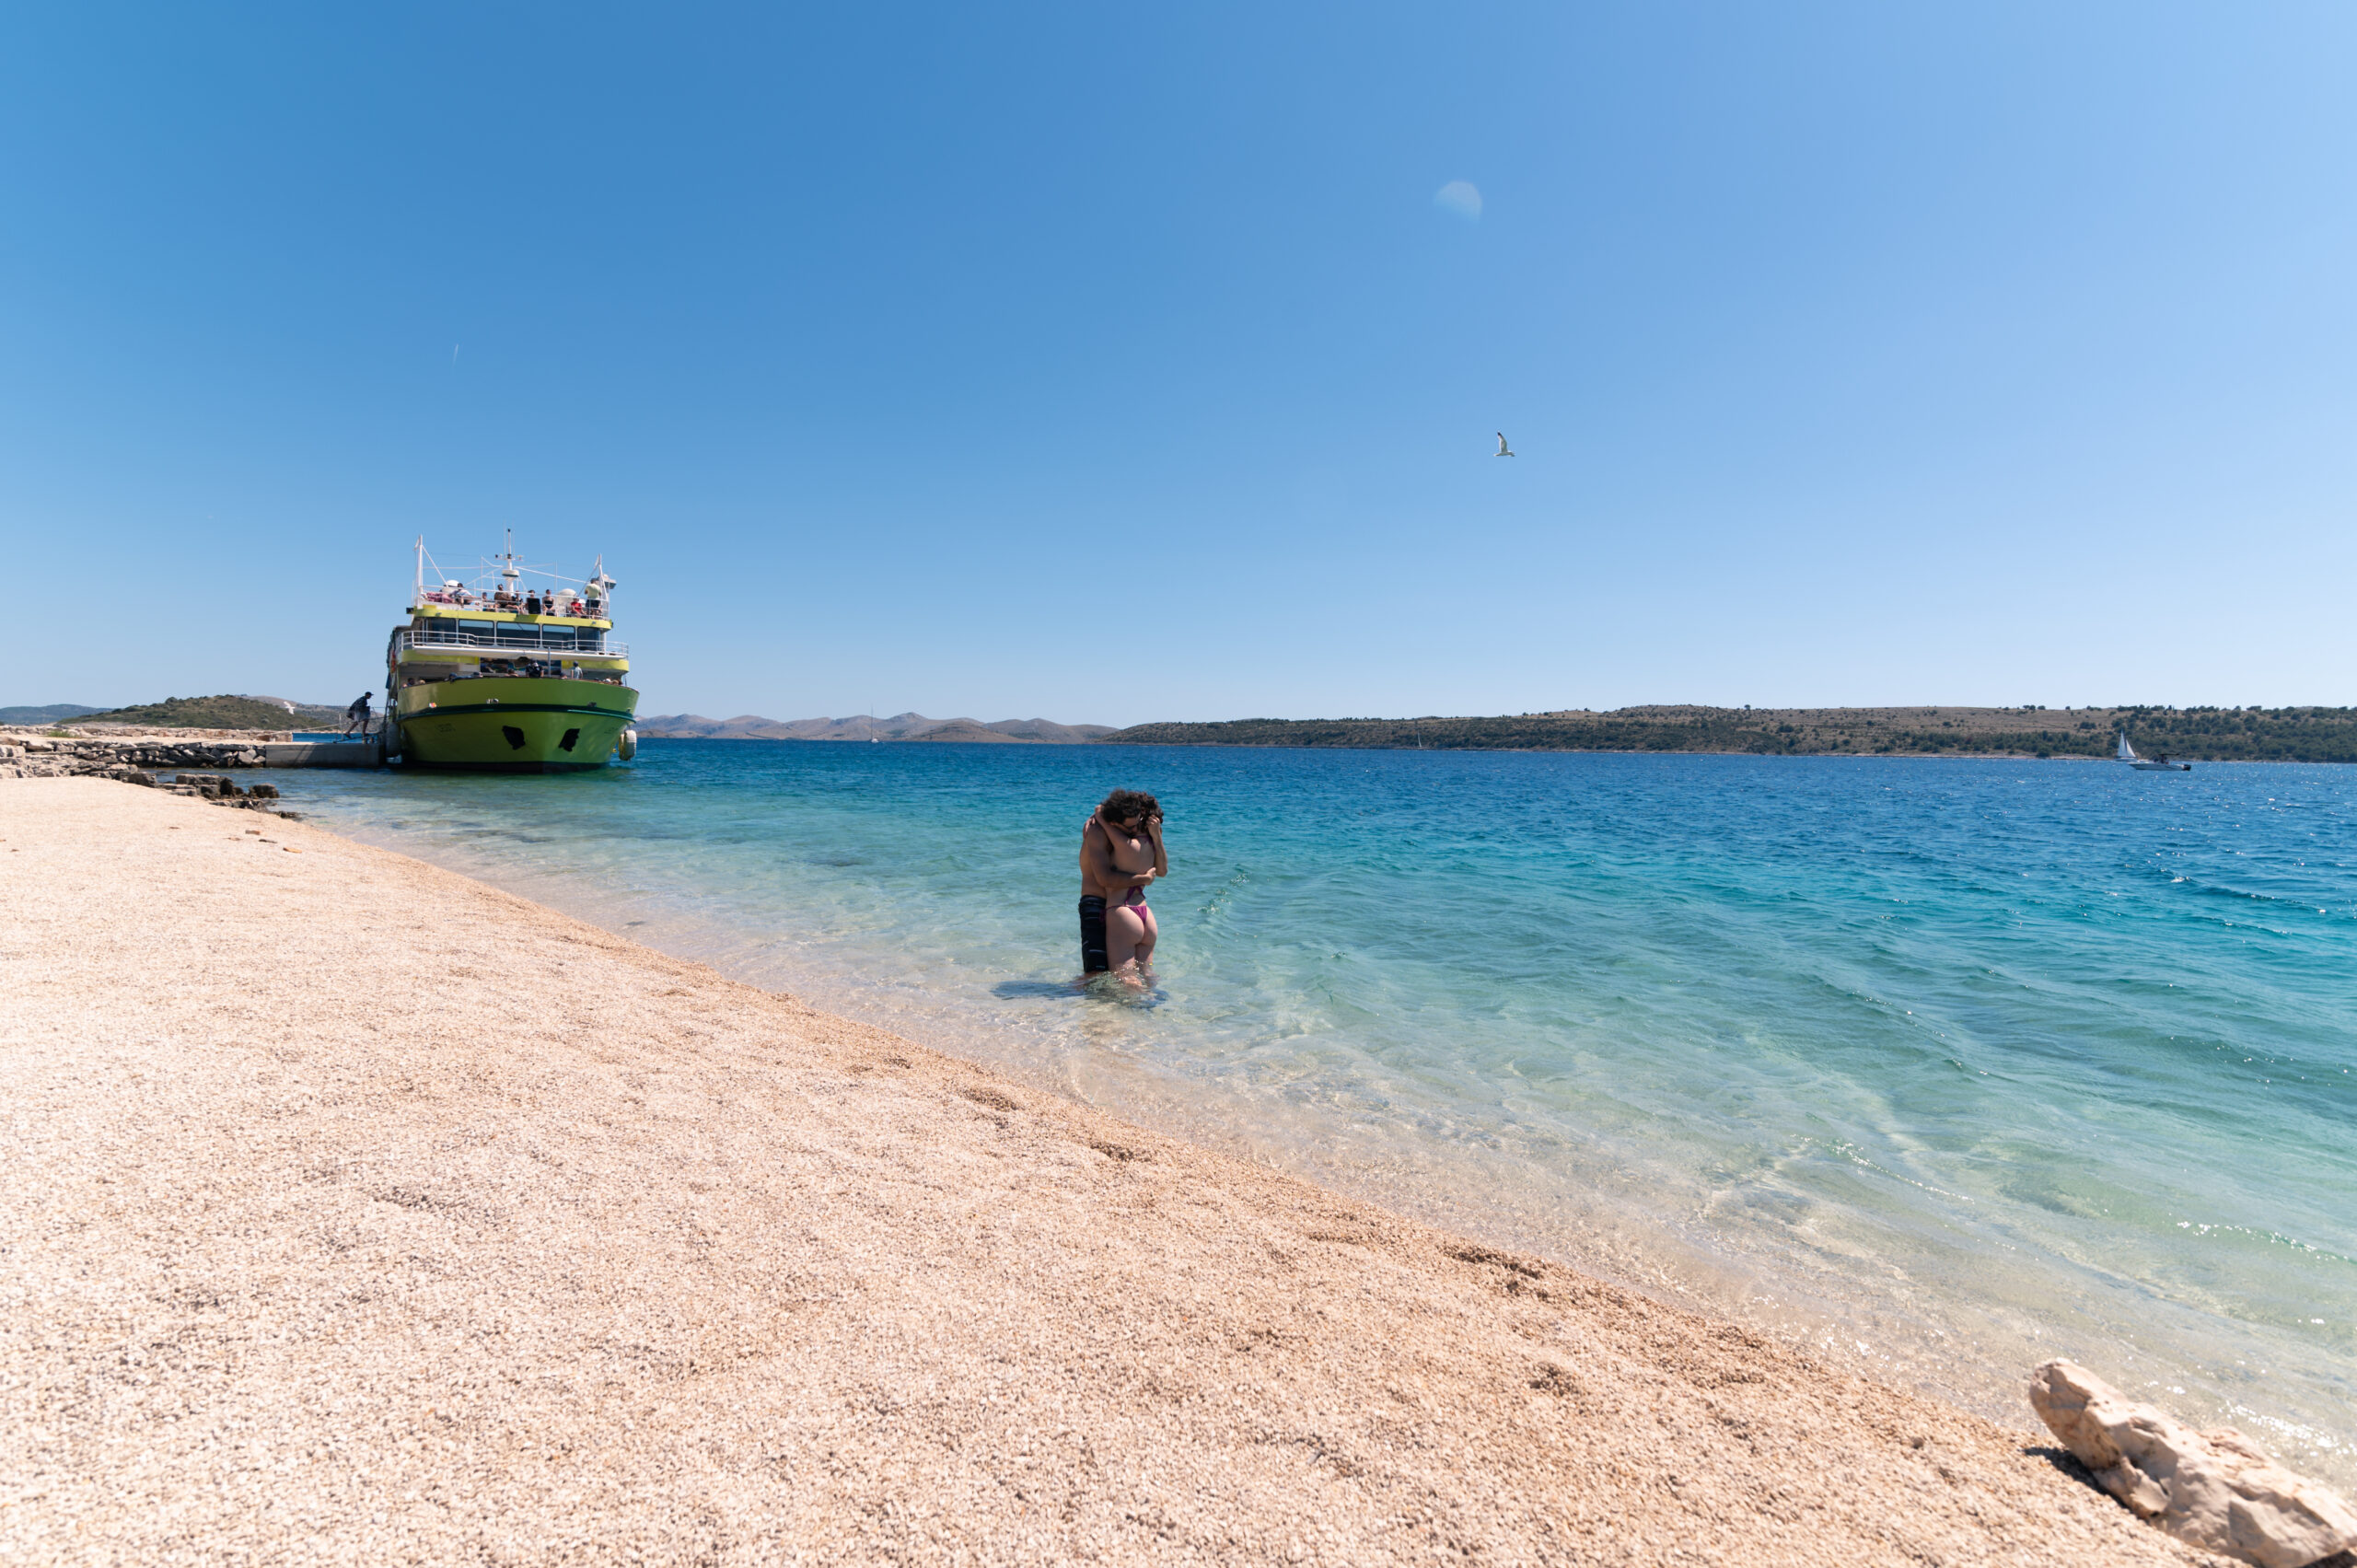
top-left (0, 703), bottom-right (106, 726)
top-left (41, 694), bottom-right (352, 731)
top-left (1097, 705), bottom-right (2357, 762)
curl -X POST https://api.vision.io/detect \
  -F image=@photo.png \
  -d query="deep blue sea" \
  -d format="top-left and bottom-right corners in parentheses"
top-left (287, 742), bottom-right (2356, 1481)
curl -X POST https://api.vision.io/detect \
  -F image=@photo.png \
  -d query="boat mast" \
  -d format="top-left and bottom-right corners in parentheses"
top-left (413, 536), bottom-right (425, 606)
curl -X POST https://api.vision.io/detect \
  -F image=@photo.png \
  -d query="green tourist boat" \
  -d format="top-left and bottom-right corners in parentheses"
top-left (385, 534), bottom-right (639, 772)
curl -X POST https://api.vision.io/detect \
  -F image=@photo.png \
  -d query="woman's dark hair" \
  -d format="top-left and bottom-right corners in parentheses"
top-left (1098, 788), bottom-right (1160, 825)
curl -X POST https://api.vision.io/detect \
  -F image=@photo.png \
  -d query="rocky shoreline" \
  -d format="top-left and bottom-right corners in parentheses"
top-left (0, 732), bottom-right (298, 810)
top-left (2, 729), bottom-right (279, 773)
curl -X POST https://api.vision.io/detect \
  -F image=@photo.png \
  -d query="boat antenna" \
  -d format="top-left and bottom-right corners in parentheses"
top-left (500, 528), bottom-right (521, 595)
top-left (587, 553), bottom-right (615, 610)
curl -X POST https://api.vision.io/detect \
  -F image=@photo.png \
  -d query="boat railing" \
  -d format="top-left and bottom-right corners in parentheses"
top-left (398, 626), bottom-right (627, 657)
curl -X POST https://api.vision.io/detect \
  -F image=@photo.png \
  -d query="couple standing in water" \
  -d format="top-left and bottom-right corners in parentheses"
top-left (1077, 788), bottom-right (1165, 982)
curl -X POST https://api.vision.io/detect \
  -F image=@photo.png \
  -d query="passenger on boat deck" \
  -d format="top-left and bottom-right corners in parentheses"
top-left (526, 592), bottom-right (543, 614)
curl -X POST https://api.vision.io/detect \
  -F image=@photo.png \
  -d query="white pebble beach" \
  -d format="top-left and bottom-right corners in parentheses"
top-left (0, 777), bottom-right (2222, 1565)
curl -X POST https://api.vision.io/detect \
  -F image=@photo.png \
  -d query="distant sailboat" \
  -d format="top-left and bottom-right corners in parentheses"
top-left (2119, 731), bottom-right (2190, 772)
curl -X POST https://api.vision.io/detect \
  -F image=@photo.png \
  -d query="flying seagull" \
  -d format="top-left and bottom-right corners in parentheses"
top-left (1494, 432), bottom-right (1515, 458)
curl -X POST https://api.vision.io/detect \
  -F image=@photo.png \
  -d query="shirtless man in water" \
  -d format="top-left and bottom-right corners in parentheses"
top-left (1078, 789), bottom-right (1166, 979)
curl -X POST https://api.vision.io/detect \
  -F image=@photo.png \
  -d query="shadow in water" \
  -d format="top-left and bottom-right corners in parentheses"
top-left (991, 976), bottom-right (1168, 1009)
top-left (991, 980), bottom-right (1080, 1001)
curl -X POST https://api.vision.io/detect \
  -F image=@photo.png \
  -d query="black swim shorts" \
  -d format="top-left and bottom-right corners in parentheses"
top-left (1078, 894), bottom-right (1109, 974)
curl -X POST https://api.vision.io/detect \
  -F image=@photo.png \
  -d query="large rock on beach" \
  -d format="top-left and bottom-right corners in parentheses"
top-left (2029, 1359), bottom-right (2357, 1567)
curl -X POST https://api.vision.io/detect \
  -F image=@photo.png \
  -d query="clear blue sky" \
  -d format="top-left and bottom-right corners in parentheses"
top-left (4, 2), bottom-right (2351, 724)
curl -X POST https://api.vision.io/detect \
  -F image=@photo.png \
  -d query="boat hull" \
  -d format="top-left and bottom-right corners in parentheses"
top-left (393, 678), bottom-right (638, 771)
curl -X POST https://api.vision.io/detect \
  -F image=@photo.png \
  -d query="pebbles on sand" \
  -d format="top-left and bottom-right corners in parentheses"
top-left (1, 779), bottom-right (2227, 1565)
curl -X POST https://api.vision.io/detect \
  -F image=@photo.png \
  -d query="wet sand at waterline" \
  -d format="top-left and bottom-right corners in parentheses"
top-left (0, 779), bottom-right (2212, 1565)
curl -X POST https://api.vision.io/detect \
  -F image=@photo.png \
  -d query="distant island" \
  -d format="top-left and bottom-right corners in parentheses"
top-left (11, 695), bottom-right (350, 730)
top-left (1098, 705), bottom-right (2357, 762)
top-left (0, 703), bottom-right (106, 726)
top-left (638, 712), bottom-right (1116, 744)
top-left (24, 699), bottom-right (2354, 762)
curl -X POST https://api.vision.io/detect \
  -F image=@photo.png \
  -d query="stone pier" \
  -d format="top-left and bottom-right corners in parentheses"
top-left (0, 731), bottom-right (381, 780)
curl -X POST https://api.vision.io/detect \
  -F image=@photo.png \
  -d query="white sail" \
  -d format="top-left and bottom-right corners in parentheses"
top-left (2117, 731), bottom-right (2136, 761)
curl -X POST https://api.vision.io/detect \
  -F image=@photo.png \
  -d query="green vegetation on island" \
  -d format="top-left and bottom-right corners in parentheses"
top-left (54, 694), bottom-right (351, 731)
top-left (1099, 706), bottom-right (2357, 762)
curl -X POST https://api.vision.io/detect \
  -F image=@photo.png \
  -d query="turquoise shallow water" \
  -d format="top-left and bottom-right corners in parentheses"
top-left (287, 742), bottom-right (2357, 1481)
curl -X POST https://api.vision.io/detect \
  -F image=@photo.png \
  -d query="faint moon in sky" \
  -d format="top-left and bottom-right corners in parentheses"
top-left (1433, 180), bottom-right (1482, 220)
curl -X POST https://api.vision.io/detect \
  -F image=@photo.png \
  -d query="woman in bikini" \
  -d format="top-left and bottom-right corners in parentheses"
top-left (1078, 788), bottom-right (1166, 980)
